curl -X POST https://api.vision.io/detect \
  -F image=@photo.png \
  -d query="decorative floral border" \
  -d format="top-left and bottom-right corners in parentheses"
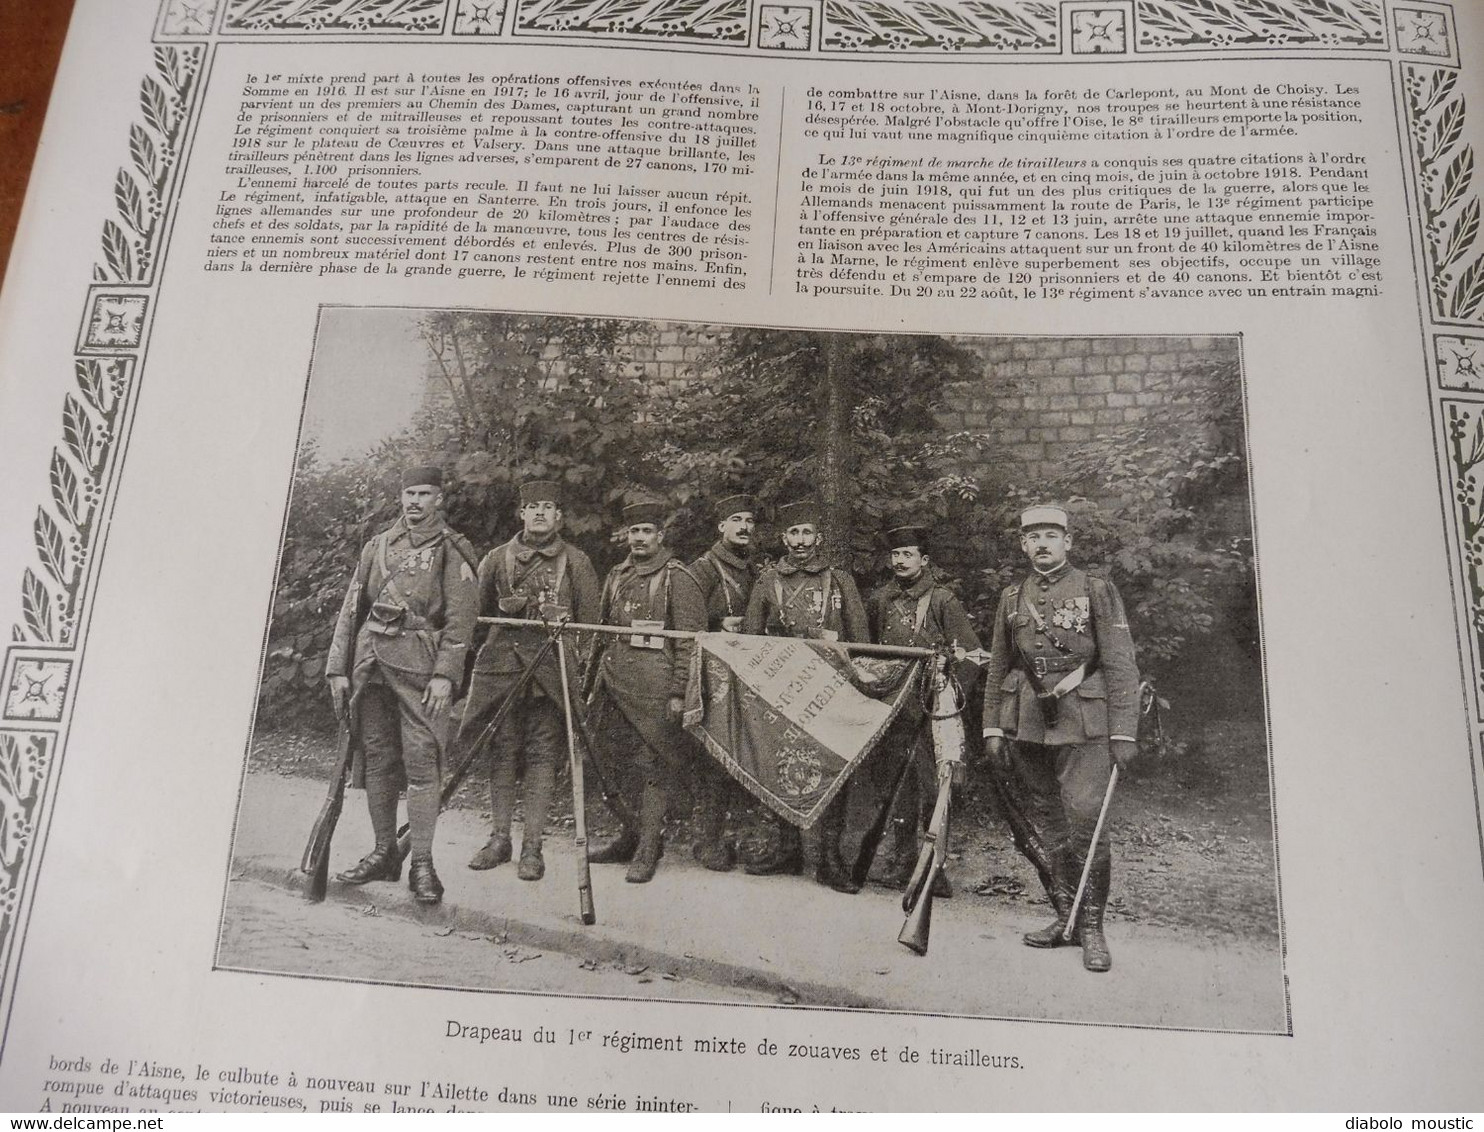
top-left (223, 0), bottom-right (448, 32)
top-left (95, 48), bottom-right (201, 285)
top-left (0, 42), bottom-right (205, 1027)
top-left (0, 0), bottom-right (1475, 1059)
top-left (1135, 0), bottom-right (1383, 50)
top-left (159, 0), bottom-right (1396, 49)
top-left (1444, 400), bottom-right (1484, 701)
top-left (0, 733), bottom-right (51, 970)
top-left (821, 0), bottom-right (1057, 52)
top-left (1403, 64), bottom-right (1484, 324)
top-left (513, 0), bottom-right (749, 41)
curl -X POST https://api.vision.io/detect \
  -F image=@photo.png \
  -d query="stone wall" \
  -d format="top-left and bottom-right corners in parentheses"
top-left (423, 323), bottom-right (1240, 489)
top-left (937, 335), bottom-right (1240, 485)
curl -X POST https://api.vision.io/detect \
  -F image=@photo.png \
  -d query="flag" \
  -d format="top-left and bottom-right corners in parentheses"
top-left (683, 632), bottom-right (921, 828)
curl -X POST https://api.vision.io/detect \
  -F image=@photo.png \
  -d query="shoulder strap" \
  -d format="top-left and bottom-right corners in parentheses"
top-left (446, 533), bottom-right (478, 574)
top-left (914, 590), bottom-right (933, 637)
top-left (703, 551), bottom-right (736, 615)
top-left (501, 541), bottom-right (518, 597)
top-left (372, 529), bottom-right (414, 607)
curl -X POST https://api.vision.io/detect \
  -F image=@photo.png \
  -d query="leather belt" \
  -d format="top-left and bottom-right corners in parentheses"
top-left (1029, 654), bottom-right (1084, 676)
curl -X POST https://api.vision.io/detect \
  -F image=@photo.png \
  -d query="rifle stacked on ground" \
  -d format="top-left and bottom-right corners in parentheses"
top-left (898, 654), bottom-right (966, 956)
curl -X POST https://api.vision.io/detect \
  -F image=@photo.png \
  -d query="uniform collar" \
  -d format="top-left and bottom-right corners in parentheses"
top-left (892, 571), bottom-right (935, 599)
top-left (392, 513), bottom-right (447, 548)
top-left (1031, 561), bottom-right (1073, 584)
top-left (776, 553), bottom-right (827, 576)
top-left (625, 547), bottom-right (674, 577)
top-left (708, 541), bottom-right (751, 570)
top-left (511, 532), bottom-right (565, 562)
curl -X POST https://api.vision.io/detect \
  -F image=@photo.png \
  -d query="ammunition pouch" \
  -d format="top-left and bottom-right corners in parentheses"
top-left (366, 602), bottom-right (431, 638)
top-left (366, 601), bottom-right (408, 636)
top-left (497, 595), bottom-right (528, 615)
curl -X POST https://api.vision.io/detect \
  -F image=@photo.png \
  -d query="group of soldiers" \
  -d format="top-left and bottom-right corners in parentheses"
top-left (323, 467), bottom-right (1140, 973)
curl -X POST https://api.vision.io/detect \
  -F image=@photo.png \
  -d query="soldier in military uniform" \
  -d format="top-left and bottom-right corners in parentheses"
top-left (981, 505), bottom-right (1140, 972)
top-left (741, 498), bottom-right (869, 890)
top-left (586, 500), bottom-right (707, 883)
top-left (458, 480), bottom-right (600, 881)
top-left (325, 466), bottom-right (479, 905)
top-left (864, 525), bottom-right (982, 894)
top-left (685, 493), bottom-right (760, 871)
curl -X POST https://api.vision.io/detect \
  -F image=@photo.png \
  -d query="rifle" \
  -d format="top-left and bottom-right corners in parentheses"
top-left (849, 653), bottom-right (939, 890)
top-left (561, 679), bottom-right (638, 834)
top-left (850, 739), bottom-right (915, 891)
top-left (301, 707), bottom-right (356, 903)
top-left (898, 655), bottom-right (966, 954)
top-left (556, 630), bottom-right (597, 925)
top-left (394, 627), bottom-right (559, 856)
top-left (898, 764), bottom-right (952, 956)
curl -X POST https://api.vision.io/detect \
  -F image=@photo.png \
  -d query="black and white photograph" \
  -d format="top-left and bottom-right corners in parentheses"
top-left (218, 306), bottom-right (1281, 1034)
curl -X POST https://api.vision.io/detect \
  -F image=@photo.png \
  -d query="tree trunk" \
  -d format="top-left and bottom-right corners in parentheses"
top-left (819, 333), bottom-right (853, 563)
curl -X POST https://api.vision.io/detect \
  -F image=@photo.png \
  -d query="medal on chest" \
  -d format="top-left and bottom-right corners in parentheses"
top-left (1050, 596), bottom-right (1090, 635)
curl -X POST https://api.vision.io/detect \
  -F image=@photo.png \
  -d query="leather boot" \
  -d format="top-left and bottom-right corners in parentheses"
top-left (517, 842), bottom-right (545, 882)
top-left (814, 797), bottom-right (859, 894)
top-left (1079, 857), bottom-right (1112, 972)
top-left (693, 781), bottom-right (736, 872)
top-left (337, 841), bottom-right (406, 885)
top-left (1023, 850), bottom-right (1078, 948)
top-left (587, 826), bottom-right (638, 864)
top-left (625, 783), bottom-right (668, 884)
top-left (873, 820), bottom-right (916, 889)
top-left (407, 854), bottom-right (444, 905)
top-left (467, 833), bottom-right (512, 871)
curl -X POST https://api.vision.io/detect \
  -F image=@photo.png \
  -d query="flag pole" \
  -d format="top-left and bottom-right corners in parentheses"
top-left (478, 617), bottom-right (973, 663)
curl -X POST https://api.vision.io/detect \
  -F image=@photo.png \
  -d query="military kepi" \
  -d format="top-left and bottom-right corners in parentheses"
top-left (777, 499), bottom-right (821, 528)
top-left (402, 465), bottom-right (444, 489)
top-left (714, 493), bottom-right (755, 521)
top-left (623, 499), bottom-right (666, 526)
top-left (519, 479), bottom-right (561, 506)
top-left (883, 525), bottom-right (929, 551)
top-left (1020, 505), bottom-right (1068, 530)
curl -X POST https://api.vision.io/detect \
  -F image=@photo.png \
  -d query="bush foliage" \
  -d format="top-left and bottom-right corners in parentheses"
top-left (259, 317), bottom-right (1256, 732)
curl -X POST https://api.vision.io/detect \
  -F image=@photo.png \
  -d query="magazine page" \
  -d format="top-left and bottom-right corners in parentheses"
top-left (0, 0), bottom-right (1479, 1112)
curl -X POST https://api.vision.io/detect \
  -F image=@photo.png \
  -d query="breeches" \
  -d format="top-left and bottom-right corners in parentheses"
top-left (1010, 739), bottom-right (1113, 865)
top-left (458, 676), bottom-right (565, 840)
top-left (358, 672), bottom-right (442, 791)
top-left (459, 676), bottom-right (565, 777)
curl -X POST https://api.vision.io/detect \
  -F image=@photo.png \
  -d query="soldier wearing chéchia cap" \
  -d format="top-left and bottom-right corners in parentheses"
top-left (456, 479), bottom-right (601, 882)
top-left (980, 504), bottom-right (1140, 972)
top-left (685, 493), bottom-right (761, 871)
top-left (863, 523), bottom-right (982, 894)
top-left (741, 498), bottom-right (869, 890)
top-left (585, 498), bottom-right (707, 883)
top-left (325, 465), bottom-right (480, 905)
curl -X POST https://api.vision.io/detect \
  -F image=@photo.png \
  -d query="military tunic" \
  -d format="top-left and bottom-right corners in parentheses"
top-left (742, 557), bottom-right (869, 643)
top-left (468, 533), bottom-right (601, 696)
top-left (455, 532), bottom-right (601, 849)
top-left (594, 550), bottom-right (708, 779)
top-left (981, 562), bottom-right (1139, 864)
top-left (866, 572), bottom-right (984, 848)
top-left (687, 541), bottom-right (758, 837)
top-left (325, 515), bottom-right (479, 849)
top-left (689, 541), bottom-right (757, 631)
